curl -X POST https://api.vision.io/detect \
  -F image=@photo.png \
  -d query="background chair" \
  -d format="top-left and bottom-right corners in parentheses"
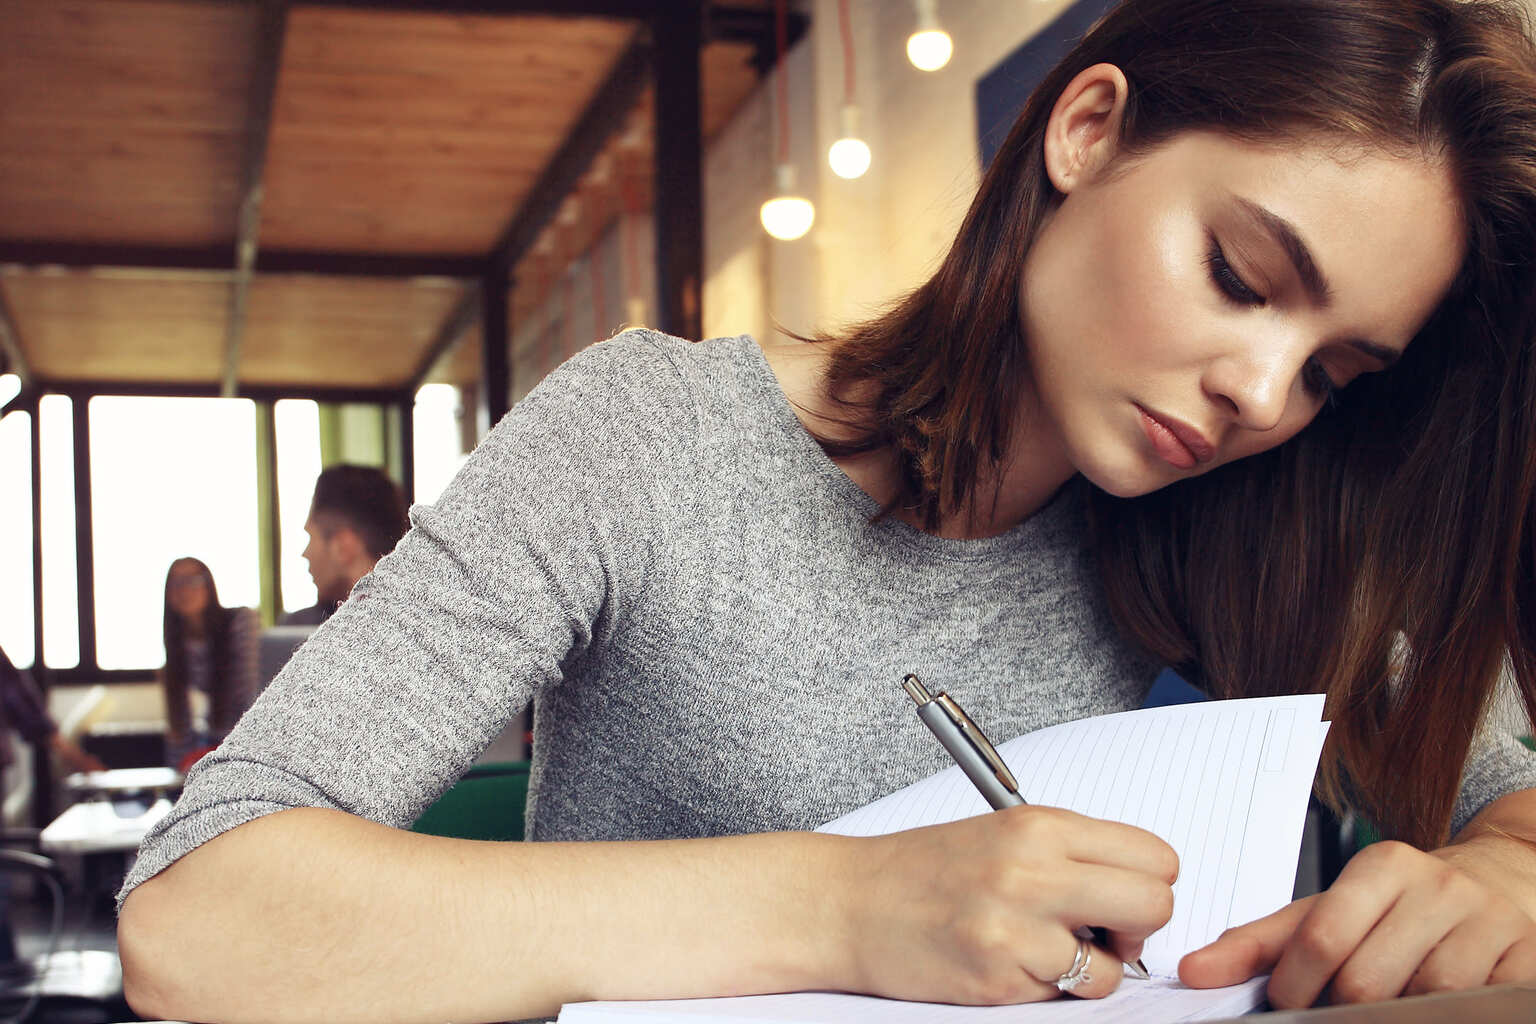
top-left (0, 832), bottom-right (126, 1023)
top-left (410, 761), bottom-right (530, 842)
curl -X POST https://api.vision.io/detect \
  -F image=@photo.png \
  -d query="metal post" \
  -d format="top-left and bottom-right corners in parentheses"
top-left (27, 399), bottom-right (51, 827)
top-left (481, 265), bottom-right (512, 427)
top-left (71, 398), bottom-right (96, 673)
top-left (650, 1), bottom-right (704, 341)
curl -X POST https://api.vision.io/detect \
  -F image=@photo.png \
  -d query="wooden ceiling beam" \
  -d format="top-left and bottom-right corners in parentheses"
top-left (707, 4), bottom-right (810, 73)
top-left (257, 250), bottom-right (483, 278)
top-left (222, 0), bottom-right (289, 398)
top-left (43, 379), bottom-right (410, 405)
top-left (409, 282), bottom-right (483, 390)
top-left (0, 242), bottom-right (234, 273)
top-left (0, 242), bottom-right (483, 280)
top-left (486, 39), bottom-right (650, 277)
top-left (271, 0), bottom-right (667, 17)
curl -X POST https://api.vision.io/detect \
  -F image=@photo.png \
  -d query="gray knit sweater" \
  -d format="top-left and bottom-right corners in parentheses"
top-left (119, 330), bottom-right (1536, 904)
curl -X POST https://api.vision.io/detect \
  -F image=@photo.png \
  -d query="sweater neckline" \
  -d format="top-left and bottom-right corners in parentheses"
top-left (734, 334), bottom-right (1081, 562)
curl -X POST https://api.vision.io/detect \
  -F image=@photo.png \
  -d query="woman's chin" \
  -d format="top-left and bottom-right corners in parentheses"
top-left (1080, 457), bottom-right (1180, 499)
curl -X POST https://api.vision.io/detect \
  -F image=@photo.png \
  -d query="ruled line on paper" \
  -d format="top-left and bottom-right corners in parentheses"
top-left (1262, 709), bottom-right (1295, 772)
top-left (1200, 709), bottom-right (1263, 943)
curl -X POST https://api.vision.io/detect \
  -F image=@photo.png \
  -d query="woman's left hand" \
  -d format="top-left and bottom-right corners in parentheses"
top-left (1178, 839), bottom-right (1536, 1007)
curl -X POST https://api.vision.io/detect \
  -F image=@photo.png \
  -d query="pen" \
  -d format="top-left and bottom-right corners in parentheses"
top-left (902, 673), bottom-right (1152, 981)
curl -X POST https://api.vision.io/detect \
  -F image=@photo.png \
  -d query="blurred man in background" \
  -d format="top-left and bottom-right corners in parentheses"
top-left (284, 464), bottom-right (409, 626)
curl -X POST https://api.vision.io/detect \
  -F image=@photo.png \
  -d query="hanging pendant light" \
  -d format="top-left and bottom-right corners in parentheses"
top-left (761, 164), bottom-right (815, 240)
top-left (762, 0), bottom-right (814, 240)
top-left (829, 105), bottom-right (871, 180)
top-left (907, 0), bottom-right (953, 72)
top-left (827, 0), bottom-right (870, 180)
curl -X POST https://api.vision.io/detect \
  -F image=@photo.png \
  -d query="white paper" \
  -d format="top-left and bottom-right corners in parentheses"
top-left (559, 977), bottom-right (1267, 1023)
top-left (560, 695), bottom-right (1329, 1023)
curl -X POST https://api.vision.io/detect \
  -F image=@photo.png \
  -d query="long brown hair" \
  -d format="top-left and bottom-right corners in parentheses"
top-left (818, 0), bottom-right (1536, 849)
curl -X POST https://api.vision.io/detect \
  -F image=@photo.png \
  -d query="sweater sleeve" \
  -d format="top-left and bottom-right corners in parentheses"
top-left (1451, 670), bottom-right (1536, 836)
top-left (118, 330), bottom-right (700, 906)
top-left (0, 649), bottom-right (56, 747)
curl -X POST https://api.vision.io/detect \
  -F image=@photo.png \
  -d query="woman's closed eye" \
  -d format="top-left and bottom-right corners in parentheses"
top-left (1302, 357), bottom-right (1340, 404)
top-left (1205, 235), bottom-right (1265, 306)
top-left (1206, 234), bottom-right (1346, 404)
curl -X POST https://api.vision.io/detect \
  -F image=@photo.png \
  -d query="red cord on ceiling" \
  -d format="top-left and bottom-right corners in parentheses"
top-left (838, 0), bottom-right (855, 105)
top-left (775, 0), bottom-right (789, 164)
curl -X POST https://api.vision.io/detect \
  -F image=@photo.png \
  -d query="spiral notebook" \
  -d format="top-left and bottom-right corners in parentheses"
top-left (559, 694), bottom-right (1329, 1023)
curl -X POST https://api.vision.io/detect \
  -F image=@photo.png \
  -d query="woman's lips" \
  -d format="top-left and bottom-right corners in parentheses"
top-left (1137, 406), bottom-right (1215, 469)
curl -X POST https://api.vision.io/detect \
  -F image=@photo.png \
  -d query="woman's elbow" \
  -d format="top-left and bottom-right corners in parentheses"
top-left (118, 878), bottom-right (187, 1020)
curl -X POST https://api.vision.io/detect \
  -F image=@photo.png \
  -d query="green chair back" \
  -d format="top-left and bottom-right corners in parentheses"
top-left (410, 761), bottom-right (530, 842)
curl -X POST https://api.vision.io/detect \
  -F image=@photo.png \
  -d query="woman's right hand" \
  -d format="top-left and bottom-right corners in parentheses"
top-left (836, 805), bottom-right (1178, 1004)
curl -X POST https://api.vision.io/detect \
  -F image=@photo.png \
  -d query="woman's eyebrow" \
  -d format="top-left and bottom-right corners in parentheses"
top-left (1233, 196), bottom-right (1333, 306)
top-left (1347, 338), bottom-right (1400, 367)
top-left (1230, 195), bottom-right (1401, 366)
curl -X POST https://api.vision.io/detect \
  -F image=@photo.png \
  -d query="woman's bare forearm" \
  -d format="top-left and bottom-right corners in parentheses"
top-left (118, 807), bottom-right (854, 1023)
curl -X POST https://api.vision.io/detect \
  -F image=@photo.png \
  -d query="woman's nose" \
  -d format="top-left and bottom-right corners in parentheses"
top-left (1202, 342), bottom-right (1298, 434)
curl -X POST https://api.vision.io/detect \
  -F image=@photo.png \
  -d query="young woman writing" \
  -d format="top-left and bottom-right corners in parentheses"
top-left (117, 1), bottom-right (1536, 1020)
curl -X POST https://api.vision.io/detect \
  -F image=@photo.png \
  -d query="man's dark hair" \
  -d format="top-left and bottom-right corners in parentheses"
top-left (309, 464), bottom-right (409, 561)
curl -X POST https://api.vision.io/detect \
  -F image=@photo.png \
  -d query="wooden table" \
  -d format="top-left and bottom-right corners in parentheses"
top-left (1211, 982), bottom-right (1536, 1021)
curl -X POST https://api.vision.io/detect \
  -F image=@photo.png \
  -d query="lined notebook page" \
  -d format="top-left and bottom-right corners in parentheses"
top-left (559, 696), bottom-right (1327, 1024)
top-left (821, 694), bottom-right (1327, 973)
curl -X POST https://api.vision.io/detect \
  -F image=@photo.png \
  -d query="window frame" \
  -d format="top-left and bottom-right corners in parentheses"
top-left (12, 381), bottom-right (416, 684)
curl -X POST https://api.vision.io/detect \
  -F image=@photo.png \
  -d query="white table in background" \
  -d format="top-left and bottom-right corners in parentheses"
top-left (63, 766), bottom-right (183, 803)
top-left (40, 796), bottom-right (172, 856)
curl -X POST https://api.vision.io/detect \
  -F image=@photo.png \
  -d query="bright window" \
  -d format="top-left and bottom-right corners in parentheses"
top-left (89, 397), bottom-right (261, 670)
top-left (413, 384), bottom-right (469, 504)
top-left (0, 409), bottom-right (35, 668)
top-left (39, 396), bottom-right (78, 669)
top-left (275, 399), bottom-right (321, 614)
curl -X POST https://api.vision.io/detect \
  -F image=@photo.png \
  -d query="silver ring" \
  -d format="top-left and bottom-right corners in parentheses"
top-left (1055, 936), bottom-right (1093, 993)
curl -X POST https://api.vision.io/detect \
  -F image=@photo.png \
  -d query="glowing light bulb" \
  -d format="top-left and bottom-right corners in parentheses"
top-left (907, 28), bottom-right (952, 71)
top-left (761, 164), bottom-right (815, 240)
top-left (829, 138), bottom-right (871, 179)
top-left (907, 0), bottom-right (953, 72)
top-left (828, 104), bottom-right (871, 179)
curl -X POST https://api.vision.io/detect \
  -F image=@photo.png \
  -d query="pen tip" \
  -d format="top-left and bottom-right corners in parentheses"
top-left (1126, 959), bottom-right (1151, 981)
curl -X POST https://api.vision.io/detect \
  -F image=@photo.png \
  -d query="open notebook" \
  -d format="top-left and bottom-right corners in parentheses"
top-left (560, 694), bottom-right (1329, 1023)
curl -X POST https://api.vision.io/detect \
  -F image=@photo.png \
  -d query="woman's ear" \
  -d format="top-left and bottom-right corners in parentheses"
top-left (1042, 63), bottom-right (1130, 194)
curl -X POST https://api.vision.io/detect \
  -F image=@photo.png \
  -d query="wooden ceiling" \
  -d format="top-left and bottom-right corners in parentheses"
top-left (0, 0), bottom-right (796, 400)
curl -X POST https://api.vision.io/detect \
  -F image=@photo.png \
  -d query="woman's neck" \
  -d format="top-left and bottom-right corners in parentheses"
top-left (758, 336), bottom-right (1076, 540)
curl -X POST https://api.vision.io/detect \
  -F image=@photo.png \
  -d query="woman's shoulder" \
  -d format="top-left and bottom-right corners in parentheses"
top-left (558, 327), bottom-right (762, 393)
top-left (513, 328), bottom-right (772, 447)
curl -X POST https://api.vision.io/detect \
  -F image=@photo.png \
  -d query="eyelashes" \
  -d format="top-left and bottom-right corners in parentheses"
top-left (1204, 236), bottom-right (1265, 307)
top-left (1204, 234), bottom-right (1340, 404)
top-left (1303, 359), bottom-right (1339, 405)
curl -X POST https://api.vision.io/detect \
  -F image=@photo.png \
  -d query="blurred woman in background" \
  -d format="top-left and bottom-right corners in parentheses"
top-left (159, 557), bottom-right (256, 771)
